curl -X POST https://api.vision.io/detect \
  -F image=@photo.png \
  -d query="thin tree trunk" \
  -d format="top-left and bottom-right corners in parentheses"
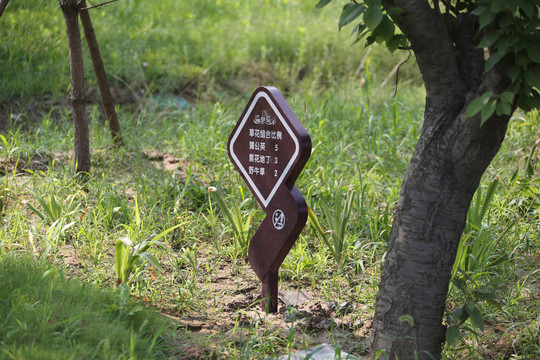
top-left (0, 0), bottom-right (10, 18)
top-left (61, 0), bottom-right (90, 174)
top-left (79, 1), bottom-right (123, 145)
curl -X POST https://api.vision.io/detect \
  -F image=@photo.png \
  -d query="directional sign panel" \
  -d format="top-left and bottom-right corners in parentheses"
top-left (228, 86), bottom-right (311, 313)
top-left (228, 87), bottom-right (311, 209)
top-left (229, 92), bottom-right (298, 208)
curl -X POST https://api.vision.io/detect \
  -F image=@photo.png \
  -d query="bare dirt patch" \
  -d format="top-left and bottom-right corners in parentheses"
top-left (156, 255), bottom-right (371, 359)
top-left (141, 149), bottom-right (190, 174)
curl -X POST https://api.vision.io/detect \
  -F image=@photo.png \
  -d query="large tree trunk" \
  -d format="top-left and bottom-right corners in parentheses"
top-left (371, 1), bottom-right (514, 358)
top-left (79, 1), bottom-right (123, 145)
top-left (61, 0), bottom-right (90, 174)
top-left (370, 88), bottom-right (511, 359)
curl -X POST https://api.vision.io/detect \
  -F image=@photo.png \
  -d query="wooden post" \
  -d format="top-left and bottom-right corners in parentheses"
top-left (262, 269), bottom-right (279, 313)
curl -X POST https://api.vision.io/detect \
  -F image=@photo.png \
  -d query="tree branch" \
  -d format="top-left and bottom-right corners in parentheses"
top-left (433, 0), bottom-right (441, 18)
top-left (80, 0), bottom-right (119, 11)
top-left (451, 13), bottom-right (484, 90)
top-left (441, 0), bottom-right (459, 16)
top-left (383, 0), bottom-right (466, 109)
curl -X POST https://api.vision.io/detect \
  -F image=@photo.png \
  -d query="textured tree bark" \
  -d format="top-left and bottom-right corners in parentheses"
top-left (79, 1), bottom-right (123, 145)
top-left (370, 96), bottom-right (510, 359)
top-left (0, 0), bottom-right (10, 18)
top-left (61, 0), bottom-right (90, 174)
top-left (370, 1), bottom-right (514, 359)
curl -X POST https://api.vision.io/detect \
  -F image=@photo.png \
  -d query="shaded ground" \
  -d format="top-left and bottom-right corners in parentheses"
top-left (1, 149), bottom-right (372, 358)
top-left (159, 259), bottom-right (372, 359)
top-left (3, 149), bottom-right (537, 359)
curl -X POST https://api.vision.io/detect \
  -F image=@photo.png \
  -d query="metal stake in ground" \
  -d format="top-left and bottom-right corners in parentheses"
top-left (228, 86), bottom-right (311, 313)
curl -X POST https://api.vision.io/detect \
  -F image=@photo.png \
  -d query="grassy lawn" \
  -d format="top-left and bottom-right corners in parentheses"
top-left (1, 1), bottom-right (539, 359)
top-left (0, 255), bottom-right (169, 359)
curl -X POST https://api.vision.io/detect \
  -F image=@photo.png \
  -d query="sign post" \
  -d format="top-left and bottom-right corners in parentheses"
top-left (228, 86), bottom-right (311, 313)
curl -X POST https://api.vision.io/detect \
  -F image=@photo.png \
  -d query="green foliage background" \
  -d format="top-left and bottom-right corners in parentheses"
top-left (0, 0), bottom-right (422, 102)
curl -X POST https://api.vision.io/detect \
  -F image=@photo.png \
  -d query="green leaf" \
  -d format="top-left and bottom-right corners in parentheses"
top-left (466, 91), bottom-right (494, 118)
top-left (527, 42), bottom-right (540, 64)
top-left (458, 305), bottom-right (469, 323)
top-left (516, 50), bottom-right (531, 68)
top-left (485, 51), bottom-right (505, 72)
top-left (479, 10), bottom-right (496, 29)
top-left (386, 6), bottom-right (405, 15)
top-left (504, 0), bottom-right (519, 13)
top-left (51, 195), bottom-right (62, 220)
top-left (134, 197), bottom-right (141, 229)
top-left (365, 0), bottom-right (381, 6)
top-left (375, 16), bottom-right (395, 42)
top-left (496, 99), bottom-right (512, 115)
top-left (481, 99), bottom-right (497, 125)
top-left (446, 325), bottom-right (460, 347)
top-left (363, 5), bottom-right (383, 31)
top-left (468, 306), bottom-right (484, 331)
top-left (115, 240), bottom-right (125, 279)
top-left (316, 0), bottom-right (332, 9)
top-left (495, 37), bottom-right (509, 56)
top-left (118, 236), bottom-right (134, 247)
top-left (386, 34), bottom-right (405, 52)
top-left (339, 3), bottom-right (365, 30)
top-left (479, 30), bottom-right (504, 48)
top-left (453, 307), bottom-right (464, 323)
top-left (352, 23), bottom-right (367, 38)
top-left (485, 253), bottom-right (509, 268)
top-left (520, 89), bottom-right (540, 110)
top-left (500, 91), bottom-right (514, 103)
top-left (480, 179), bottom-right (499, 220)
top-left (524, 67), bottom-right (540, 87)
top-left (139, 252), bottom-right (164, 272)
top-left (518, 0), bottom-right (535, 15)
top-left (507, 66), bottom-right (522, 83)
top-left (490, 0), bottom-right (505, 12)
top-left (514, 37), bottom-right (529, 53)
top-left (150, 223), bottom-right (183, 243)
top-left (508, 81), bottom-right (522, 96)
top-left (352, 26), bottom-right (369, 45)
top-left (27, 203), bottom-right (47, 223)
top-left (451, 277), bottom-right (468, 291)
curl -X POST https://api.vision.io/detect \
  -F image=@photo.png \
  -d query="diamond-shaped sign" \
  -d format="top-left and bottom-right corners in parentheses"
top-left (228, 87), bottom-right (309, 208)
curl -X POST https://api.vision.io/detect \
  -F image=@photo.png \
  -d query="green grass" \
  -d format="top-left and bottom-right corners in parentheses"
top-left (0, 0), bottom-right (539, 359)
top-left (0, 254), bottom-right (169, 359)
top-left (0, 0), bottom-right (420, 103)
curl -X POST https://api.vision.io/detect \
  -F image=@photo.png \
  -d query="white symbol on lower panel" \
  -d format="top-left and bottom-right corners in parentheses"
top-left (272, 209), bottom-right (285, 230)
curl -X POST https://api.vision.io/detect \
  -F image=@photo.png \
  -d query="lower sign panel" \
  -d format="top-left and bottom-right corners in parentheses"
top-left (248, 185), bottom-right (308, 312)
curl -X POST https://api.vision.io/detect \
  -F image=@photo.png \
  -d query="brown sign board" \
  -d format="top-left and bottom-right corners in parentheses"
top-left (228, 86), bottom-right (311, 312)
